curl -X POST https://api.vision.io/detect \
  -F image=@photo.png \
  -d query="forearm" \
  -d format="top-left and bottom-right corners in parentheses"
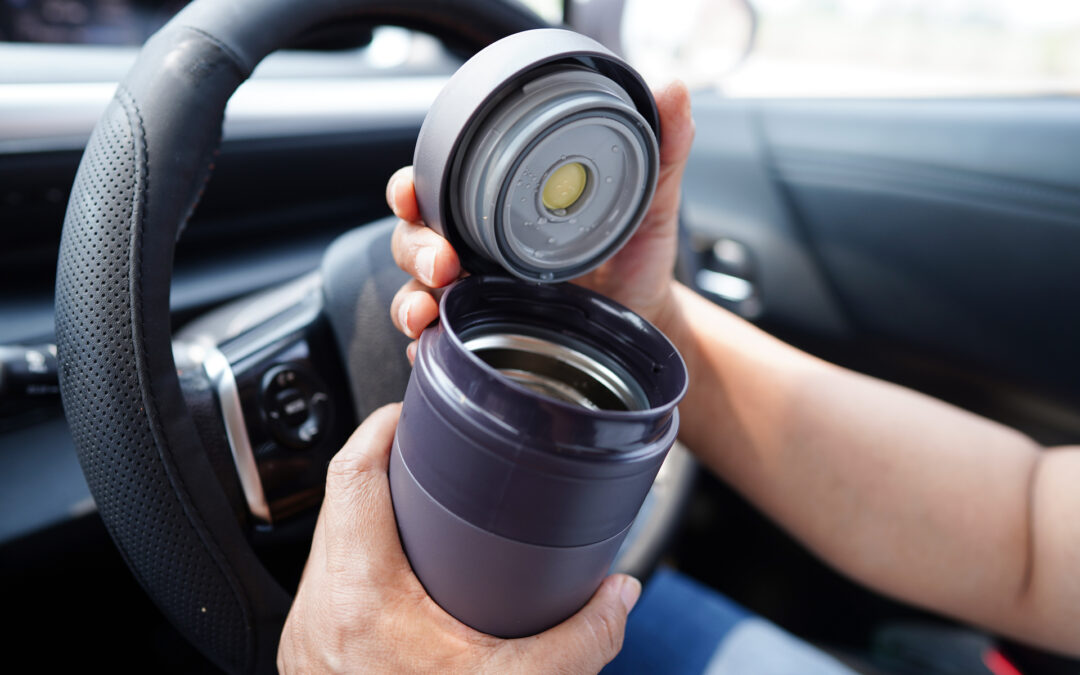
top-left (662, 283), bottom-right (1079, 653)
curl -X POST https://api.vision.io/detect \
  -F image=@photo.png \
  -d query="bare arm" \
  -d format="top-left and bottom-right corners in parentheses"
top-left (663, 283), bottom-right (1080, 656)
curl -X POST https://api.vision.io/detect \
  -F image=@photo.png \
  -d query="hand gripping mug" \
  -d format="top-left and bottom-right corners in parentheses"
top-left (388, 28), bottom-right (688, 638)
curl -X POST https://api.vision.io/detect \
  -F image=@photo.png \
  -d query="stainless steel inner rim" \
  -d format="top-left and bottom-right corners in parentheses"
top-left (462, 332), bottom-right (646, 411)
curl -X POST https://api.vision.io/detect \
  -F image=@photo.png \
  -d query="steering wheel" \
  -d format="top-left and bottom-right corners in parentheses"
top-left (54, 0), bottom-right (696, 672)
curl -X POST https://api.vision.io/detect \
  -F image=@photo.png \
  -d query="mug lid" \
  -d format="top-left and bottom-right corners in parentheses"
top-left (413, 28), bottom-right (660, 282)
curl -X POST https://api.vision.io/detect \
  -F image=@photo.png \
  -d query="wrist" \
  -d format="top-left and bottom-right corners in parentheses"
top-left (648, 281), bottom-right (681, 336)
top-left (651, 282), bottom-right (697, 363)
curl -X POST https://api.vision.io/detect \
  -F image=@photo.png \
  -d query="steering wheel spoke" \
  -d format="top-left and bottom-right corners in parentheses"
top-left (176, 273), bottom-right (355, 528)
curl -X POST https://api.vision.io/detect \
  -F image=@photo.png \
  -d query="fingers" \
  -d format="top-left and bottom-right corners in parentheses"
top-left (391, 219), bottom-right (461, 288)
top-left (388, 166), bottom-right (462, 288)
top-left (386, 166), bottom-right (421, 223)
top-left (514, 574), bottom-right (641, 673)
top-left (390, 279), bottom-right (440, 339)
top-left (640, 80), bottom-right (695, 235)
top-left (654, 80), bottom-right (696, 169)
top-left (387, 167), bottom-right (460, 343)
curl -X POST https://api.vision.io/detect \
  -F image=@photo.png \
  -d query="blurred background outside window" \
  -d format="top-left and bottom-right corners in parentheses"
top-left (614, 0), bottom-right (1080, 97)
top-left (5, 0), bottom-right (1080, 98)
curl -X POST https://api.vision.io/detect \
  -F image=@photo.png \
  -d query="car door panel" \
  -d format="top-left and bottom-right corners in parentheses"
top-left (682, 99), bottom-right (852, 339)
top-left (684, 93), bottom-right (1080, 426)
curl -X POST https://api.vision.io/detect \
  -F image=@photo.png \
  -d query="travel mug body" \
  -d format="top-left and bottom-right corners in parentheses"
top-left (389, 275), bottom-right (687, 638)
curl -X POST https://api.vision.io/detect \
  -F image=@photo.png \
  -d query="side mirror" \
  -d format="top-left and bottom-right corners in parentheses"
top-left (568, 0), bottom-right (757, 89)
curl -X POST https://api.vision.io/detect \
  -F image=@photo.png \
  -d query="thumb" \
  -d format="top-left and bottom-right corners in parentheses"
top-left (518, 574), bottom-right (641, 673)
top-left (321, 403), bottom-right (409, 573)
top-left (324, 403), bottom-right (401, 503)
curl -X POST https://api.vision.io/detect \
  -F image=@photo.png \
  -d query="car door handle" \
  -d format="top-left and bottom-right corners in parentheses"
top-left (696, 268), bottom-right (754, 303)
top-left (693, 238), bottom-right (761, 318)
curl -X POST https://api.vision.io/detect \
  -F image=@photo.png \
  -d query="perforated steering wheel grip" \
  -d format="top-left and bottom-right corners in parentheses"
top-left (54, 1), bottom-right (546, 672)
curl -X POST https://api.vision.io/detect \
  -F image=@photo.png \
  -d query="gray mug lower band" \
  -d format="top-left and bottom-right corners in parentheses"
top-left (389, 437), bottom-right (632, 638)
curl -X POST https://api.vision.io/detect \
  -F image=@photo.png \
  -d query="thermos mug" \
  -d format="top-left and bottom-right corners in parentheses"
top-left (388, 28), bottom-right (688, 638)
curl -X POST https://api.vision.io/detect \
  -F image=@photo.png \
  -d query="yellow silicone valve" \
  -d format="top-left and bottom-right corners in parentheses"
top-left (541, 162), bottom-right (587, 211)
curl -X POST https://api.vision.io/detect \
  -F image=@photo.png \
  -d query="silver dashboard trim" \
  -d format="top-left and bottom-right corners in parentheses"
top-left (198, 344), bottom-right (272, 524)
top-left (0, 76), bottom-right (447, 154)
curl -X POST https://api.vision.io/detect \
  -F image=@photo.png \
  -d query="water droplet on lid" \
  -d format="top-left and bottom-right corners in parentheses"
top-left (611, 145), bottom-right (620, 152)
top-left (553, 208), bottom-right (567, 216)
top-left (537, 217), bottom-right (547, 224)
top-left (605, 176), bottom-right (613, 184)
top-left (520, 197), bottom-right (526, 203)
top-left (547, 237), bottom-right (556, 244)
top-left (569, 218), bottom-right (577, 224)
top-left (540, 272), bottom-right (554, 281)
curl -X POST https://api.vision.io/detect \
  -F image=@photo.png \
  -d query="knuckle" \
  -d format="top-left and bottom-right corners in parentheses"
top-left (389, 293), bottom-right (405, 324)
top-left (391, 222), bottom-right (416, 262)
top-left (324, 444), bottom-right (388, 514)
top-left (583, 609), bottom-right (623, 660)
top-left (391, 219), bottom-right (408, 244)
top-left (325, 449), bottom-right (353, 479)
top-left (325, 450), bottom-right (366, 495)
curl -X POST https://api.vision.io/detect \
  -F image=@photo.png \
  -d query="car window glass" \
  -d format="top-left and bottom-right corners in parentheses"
top-left (625, 0), bottom-right (1080, 98)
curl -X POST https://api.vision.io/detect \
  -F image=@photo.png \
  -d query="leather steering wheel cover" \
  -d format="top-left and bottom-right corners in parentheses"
top-left (54, 2), bottom-right (546, 672)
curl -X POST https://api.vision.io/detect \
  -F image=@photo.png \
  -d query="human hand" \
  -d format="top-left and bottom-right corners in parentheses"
top-left (387, 80), bottom-right (696, 359)
top-left (278, 404), bottom-right (642, 674)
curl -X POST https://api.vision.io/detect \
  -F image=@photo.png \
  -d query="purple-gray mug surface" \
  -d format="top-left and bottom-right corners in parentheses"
top-left (389, 275), bottom-right (687, 637)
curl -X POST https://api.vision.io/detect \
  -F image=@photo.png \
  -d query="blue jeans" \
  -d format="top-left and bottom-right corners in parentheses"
top-left (602, 568), bottom-right (855, 675)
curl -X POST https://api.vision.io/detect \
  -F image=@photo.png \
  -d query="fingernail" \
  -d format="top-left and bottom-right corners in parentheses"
top-left (619, 576), bottom-right (641, 613)
top-left (398, 298), bottom-right (412, 337)
top-left (387, 175), bottom-right (399, 212)
top-left (406, 342), bottom-right (417, 362)
top-left (416, 247), bottom-right (436, 286)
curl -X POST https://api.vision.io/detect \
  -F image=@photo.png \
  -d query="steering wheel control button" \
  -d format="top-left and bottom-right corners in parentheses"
top-left (412, 28), bottom-right (660, 283)
top-left (260, 365), bottom-right (331, 450)
top-left (276, 389), bottom-right (309, 425)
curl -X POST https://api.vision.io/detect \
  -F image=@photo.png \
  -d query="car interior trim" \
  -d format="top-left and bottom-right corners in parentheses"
top-left (0, 76), bottom-right (445, 154)
top-left (197, 343), bottom-right (272, 524)
top-left (695, 268), bottom-right (755, 303)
